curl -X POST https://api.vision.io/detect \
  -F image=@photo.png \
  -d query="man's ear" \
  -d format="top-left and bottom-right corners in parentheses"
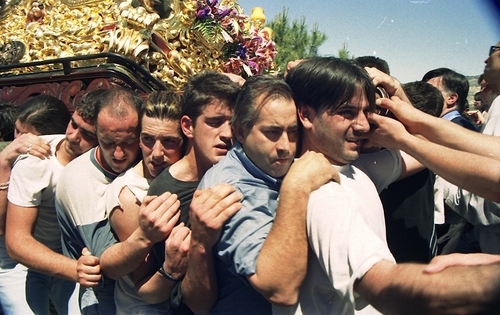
top-left (297, 105), bottom-right (314, 129)
top-left (445, 93), bottom-right (458, 108)
top-left (181, 115), bottom-right (194, 139)
top-left (233, 124), bottom-right (246, 144)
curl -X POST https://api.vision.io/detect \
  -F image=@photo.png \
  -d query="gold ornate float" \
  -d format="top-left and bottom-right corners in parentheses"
top-left (0, 0), bottom-right (277, 90)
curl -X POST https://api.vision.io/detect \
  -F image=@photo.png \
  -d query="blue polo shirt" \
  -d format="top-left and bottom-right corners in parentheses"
top-left (199, 142), bottom-right (281, 315)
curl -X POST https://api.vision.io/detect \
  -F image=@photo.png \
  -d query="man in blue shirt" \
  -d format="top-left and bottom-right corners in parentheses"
top-left (185, 74), bottom-right (337, 314)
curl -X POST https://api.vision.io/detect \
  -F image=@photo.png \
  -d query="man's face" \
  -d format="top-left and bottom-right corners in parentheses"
top-left (484, 41), bottom-right (500, 90)
top-left (302, 92), bottom-right (371, 166)
top-left (237, 96), bottom-right (298, 178)
top-left (140, 115), bottom-right (183, 178)
top-left (96, 107), bottom-right (140, 174)
top-left (188, 99), bottom-right (233, 168)
top-left (63, 111), bottom-right (98, 157)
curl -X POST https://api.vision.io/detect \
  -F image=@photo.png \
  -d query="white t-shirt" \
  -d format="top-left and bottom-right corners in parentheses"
top-left (8, 134), bottom-right (65, 252)
top-left (274, 150), bottom-right (401, 315)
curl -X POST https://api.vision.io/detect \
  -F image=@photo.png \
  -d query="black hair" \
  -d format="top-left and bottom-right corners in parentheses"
top-left (285, 57), bottom-right (376, 115)
top-left (0, 101), bottom-right (17, 141)
top-left (355, 56), bottom-right (391, 75)
top-left (422, 68), bottom-right (469, 113)
top-left (181, 71), bottom-right (240, 123)
top-left (232, 75), bottom-right (293, 131)
top-left (16, 95), bottom-right (71, 134)
top-left (403, 81), bottom-right (444, 117)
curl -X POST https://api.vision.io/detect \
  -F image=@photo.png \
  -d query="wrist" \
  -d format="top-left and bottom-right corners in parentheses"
top-left (158, 264), bottom-right (183, 282)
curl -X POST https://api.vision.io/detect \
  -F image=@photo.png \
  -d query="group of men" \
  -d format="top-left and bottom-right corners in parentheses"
top-left (3, 41), bottom-right (500, 315)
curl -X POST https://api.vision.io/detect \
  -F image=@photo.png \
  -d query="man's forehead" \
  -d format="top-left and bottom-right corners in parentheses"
top-left (201, 99), bottom-right (233, 116)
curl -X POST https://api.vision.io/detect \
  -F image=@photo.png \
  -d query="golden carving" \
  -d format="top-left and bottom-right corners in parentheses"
top-left (0, 0), bottom-right (277, 90)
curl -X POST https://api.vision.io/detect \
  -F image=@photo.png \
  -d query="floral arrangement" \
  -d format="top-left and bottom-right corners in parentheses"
top-left (194, 0), bottom-right (277, 77)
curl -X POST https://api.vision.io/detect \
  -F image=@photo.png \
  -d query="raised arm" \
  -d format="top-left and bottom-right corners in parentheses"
top-left (376, 95), bottom-right (500, 159)
top-left (367, 110), bottom-right (500, 202)
top-left (248, 151), bottom-right (339, 305)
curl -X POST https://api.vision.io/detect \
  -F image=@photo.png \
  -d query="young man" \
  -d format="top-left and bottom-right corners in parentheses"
top-left (55, 88), bottom-right (143, 314)
top-left (5, 91), bottom-right (102, 314)
top-left (186, 75), bottom-right (338, 314)
top-left (128, 71), bottom-right (242, 313)
top-left (279, 56), bottom-right (500, 314)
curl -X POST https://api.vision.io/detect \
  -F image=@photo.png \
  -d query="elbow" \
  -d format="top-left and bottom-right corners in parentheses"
top-left (266, 289), bottom-right (299, 307)
top-left (5, 240), bottom-right (19, 261)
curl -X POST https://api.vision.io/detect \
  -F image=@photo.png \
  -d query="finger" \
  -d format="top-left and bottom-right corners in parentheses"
top-left (80, 265), bottom-right (101, 276)
top-left (169, 224), bottom-right (190, 242)
top-left (81, 247), bottom-right (91, 256)
top-left (199, 184), bottom-right (239, 210)
top-left (148, 192), bottom-right (176, 212)
top-left (179, 231), bottom-right (191, 253)
top-left (81, 274), bottom-right (102, 282)
top-left (160, 208), bottom-right (181, 233)
top-left (213, 199), bottom-right (242, 224)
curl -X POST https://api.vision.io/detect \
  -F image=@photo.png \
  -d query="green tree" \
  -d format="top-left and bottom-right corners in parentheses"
top-left (266, 7), bottom-right (327, 72)
top-left (338, 42), bottom-right (353, 59)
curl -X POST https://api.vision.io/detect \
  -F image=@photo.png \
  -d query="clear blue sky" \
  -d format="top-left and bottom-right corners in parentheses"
top-left (238, 0), bottom-right (500, 83)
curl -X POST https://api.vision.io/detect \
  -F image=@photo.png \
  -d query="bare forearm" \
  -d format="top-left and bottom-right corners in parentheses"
top-left (251, 188), bottom-right (309, 306)
top-left (411, 115), bottom-right (500, 159)
top-left (400, 134), bottom-right (500, 202)
top-left (0, 162), bottom-right (11, 235)
top-left (181, 243), bottom-right (217, 315)
top-left (6, 236), bottom-right (78, 282)
top-left (359, 261), bottom-right (500, 315)
top-left (100, 229), bottom-right (153, 279)
top-left (136, 271), bottom-right (177, 304)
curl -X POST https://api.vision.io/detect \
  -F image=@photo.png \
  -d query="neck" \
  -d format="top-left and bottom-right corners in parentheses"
top-left (440, 106), bottom-right (457, 117)
top-left (95, 146), bottom-right (117, 174)
top-left (56, 139), bottom-right (75, 166)
top-left (169, 145), bottom-right (204, 181)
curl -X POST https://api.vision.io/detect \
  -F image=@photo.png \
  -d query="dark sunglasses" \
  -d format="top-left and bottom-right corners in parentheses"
top-left (490, 46), bottom-right (500, 56)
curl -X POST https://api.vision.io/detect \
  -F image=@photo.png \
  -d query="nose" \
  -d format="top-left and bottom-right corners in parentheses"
top-left (151, 140), bottom-right (164, 160)
top-left (353, 112), bottom-right (371, 134)
top-left (113, 145), bottom-right (125, 160)
top-left (220, 120), bottom-right (232, 142)
top-left (66, 128), bottom-right (80, 142)
top-left (276, 132), bottom-right (291, 156)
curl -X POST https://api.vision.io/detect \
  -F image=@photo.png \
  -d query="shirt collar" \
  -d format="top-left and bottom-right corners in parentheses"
top-left (232, 141), bottom-right (282, 187)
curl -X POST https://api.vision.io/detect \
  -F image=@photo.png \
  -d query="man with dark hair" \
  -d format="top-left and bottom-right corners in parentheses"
top-left (5, 90), bottom-right (102, 315)
top-left (185, 74), bottom-right (337, 314)
top-left (276, 56), bottom-right (500, 314)
top-left (355, 55), bottom-right (390, 75)
top-left (132, 71), bottom-right (242, 313)
top-left (422, 68), bottom-right (479, 254)
top-left (422, 67), bottom-right (477, 131)
top-left (55, 87), bottom-right (144, 314)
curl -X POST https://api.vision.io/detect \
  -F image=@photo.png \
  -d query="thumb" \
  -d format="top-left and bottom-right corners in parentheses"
top-left (81, 247), bottom-right (92, 256)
